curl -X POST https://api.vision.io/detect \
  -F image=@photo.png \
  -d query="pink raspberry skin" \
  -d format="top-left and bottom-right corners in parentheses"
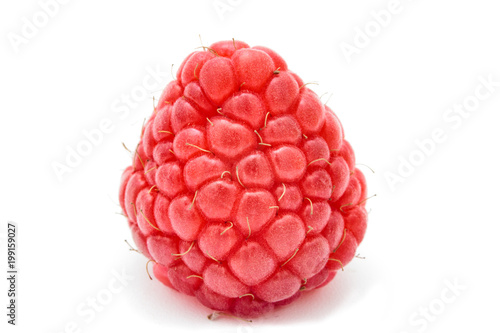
top-left (119, 40), bottom-right (368, 318)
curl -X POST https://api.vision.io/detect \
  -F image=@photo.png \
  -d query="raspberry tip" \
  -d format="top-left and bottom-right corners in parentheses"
top-left (220, 221), bottom-right (233, 236)
top-left (130, 202), bottom-right (137, 217)
top-left (239, 293), bottom-right (255, 300)
top-left (254, 130), bottom-right (263, 143)
top-left (333, 228), bottom-right (347, 254)
top-left (188, 191), bottom-right (198, 210)
top-left (264, 112), bottom-right (270, 128)
top-left (185, 142), bottom-right (212, 154)
top-left (194, 63), bottom-right (199, 80)
top-left (278, 183), bottom-right (286, 202)
top-left (246, 216), bottom-right (251, 240)
top-left (133, 146), bottom-right (145, 169)
top-left (148, 185), bottom-right (157, 194)
top-left (307, 158), bottom-right (332, 167)
top-left (122, 142), bottom-right (131, 153)
top-left (235, 166), bottom-right (245, 188)
top-left (304, 197), bottom-right (313, 215)
top-left (140, 209), bottom-right (160, 231)
top-left (281, 248), bottom-right (299, 267)
top-left (328, 258), bottom-right (344, 271)
top-left (220, 171), bottom-right (231, 179)
top-left (298, 81), bottom-right (319, 90)
top-left (340, 203), bottom-right (352, 212)
top-left (172, 241), bottom-right (194, 257)
top-left (146, 259), bottom-right (157, 280)
top-left (358, 194), bottom-right (377, 206)
top-left (144, 166), bottom-right (157, 174)
top-left (356, 163), bottom-right (375, 174)
top-left (205, 251), bottom-right (220, 263)
top-left (124, 239), bottom-right (140, 253)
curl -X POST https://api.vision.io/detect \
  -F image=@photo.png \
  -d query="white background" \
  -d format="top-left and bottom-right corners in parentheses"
top-left (1, 0), bottom-right (500, 332)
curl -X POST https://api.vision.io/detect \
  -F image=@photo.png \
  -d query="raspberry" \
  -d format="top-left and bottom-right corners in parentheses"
top-left (119, 40), bottom-right (368, 318)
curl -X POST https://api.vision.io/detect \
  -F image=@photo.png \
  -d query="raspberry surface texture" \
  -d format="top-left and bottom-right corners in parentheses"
top-left (119, 40), bottom-right (368, 318)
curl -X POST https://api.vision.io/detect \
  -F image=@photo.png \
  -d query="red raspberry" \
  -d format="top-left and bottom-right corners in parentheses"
top-left (119, 40), bottom-right (368, 318)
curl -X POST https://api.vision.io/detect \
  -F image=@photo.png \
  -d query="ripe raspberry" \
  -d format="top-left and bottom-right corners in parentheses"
top-left (119, 40), bottom-right (368, 318)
